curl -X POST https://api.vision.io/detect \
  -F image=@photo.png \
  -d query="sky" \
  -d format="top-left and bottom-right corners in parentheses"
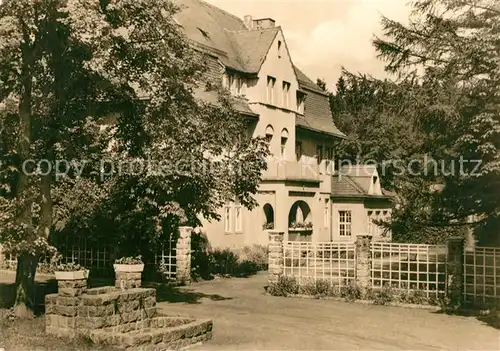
top-left (205, 0), bottom-right (412, 90)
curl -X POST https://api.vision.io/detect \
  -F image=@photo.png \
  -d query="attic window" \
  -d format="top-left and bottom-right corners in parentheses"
top-left (278, 40), bottom-right (282, 58)
top-left (197, 27), bottom-right (210, 39)
top-left (373, 176), bottom-right (378, 184)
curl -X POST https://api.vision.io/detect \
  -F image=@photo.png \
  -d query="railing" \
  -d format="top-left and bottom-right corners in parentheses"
top-left (464, 246), bottom-right (500, 305)
top-left (370, 242), bottom-right (447, 298)
top-left (261, 159), bottom-right (320, 182)
top-left (1, 238), bottom-right (178, 280)
top-left (150, 240), bottom-right (177, 280)
top-left (283, 241), bottom-right (355, 286)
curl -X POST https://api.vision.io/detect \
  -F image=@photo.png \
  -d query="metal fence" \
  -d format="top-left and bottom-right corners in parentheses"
top-left (464, 246), bottom-right (500, 305)
top-left (283, 241), bottom-right (355, 286)
top-left (370, 242), bottom-right (447, 298)
top-left (1, 237), bottom-right (178, 280)
top-left (148, 239), bottom-right (177, 280)
top-left (57, 238), bottom-right (114, 278)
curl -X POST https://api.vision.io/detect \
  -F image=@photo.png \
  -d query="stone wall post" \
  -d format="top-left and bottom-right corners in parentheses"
top-left (57, 278), bottom-right (88, 297)
top-left (268, 231), bottom-right (284, 285)
top-left (446, 237), bottom-right (465, 310)
top-left (176, 226), bottom-right (192, 285)
top-left (355, 234), bottom-right (372, 297)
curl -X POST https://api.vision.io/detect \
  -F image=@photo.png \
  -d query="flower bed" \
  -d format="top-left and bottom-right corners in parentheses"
top-left (266, 276), bottom-right (444, 309)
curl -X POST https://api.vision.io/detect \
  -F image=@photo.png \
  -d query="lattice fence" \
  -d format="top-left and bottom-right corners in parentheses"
top-left (58, 241), bottom-right (114, 278)
top-left (1, 237), bottom-right (179, 280)
top-left (1, 252), bottom-right (17, 270)
top-left (149, 238), bottom-right (177, 280)
top-left (283, 241), bottom-right (355, 286)
top-left (464, 246), bottom-right (500, 304)
top-left (371, 242), bottom-right (447, 298)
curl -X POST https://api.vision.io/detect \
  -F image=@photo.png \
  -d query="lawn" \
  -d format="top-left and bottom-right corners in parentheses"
top-left (0, 310), bottom-right (119, 351)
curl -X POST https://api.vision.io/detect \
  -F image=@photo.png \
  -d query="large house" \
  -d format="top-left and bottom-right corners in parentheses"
top-left (174, 0), bottom-right (393, 247)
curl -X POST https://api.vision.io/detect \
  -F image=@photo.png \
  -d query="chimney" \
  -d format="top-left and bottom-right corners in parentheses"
top-left (253, 18), bottom-right (276, 30)
top-left (244, 15), bottom-right (253, 30)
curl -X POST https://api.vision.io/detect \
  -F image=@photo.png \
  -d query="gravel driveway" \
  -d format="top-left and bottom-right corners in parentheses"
top-left (158, 272), bottom-right (499, 350)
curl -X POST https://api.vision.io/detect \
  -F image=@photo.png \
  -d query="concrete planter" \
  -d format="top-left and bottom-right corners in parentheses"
top-left (288, 228), bottom-right (313, 233)
top-left (113, 264), bottom-right (144, 273)
top-left (54, 270), bottom-right (89, 281)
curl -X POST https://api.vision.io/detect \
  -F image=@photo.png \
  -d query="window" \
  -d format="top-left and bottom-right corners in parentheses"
top-left (367, 211), bottom-right (374, 236)
top-left (324, 199), bottom-right (329, 228)
top-left (265, 134), bottom-right (273, 144)
top-left (281, 137), bottom-right (287, 158)
top-left (326, 147), bottom-right (334, 161)
top-left (296, 91), bottom-right (306, 114)
top-left (224, 206), bottom-right (232, 233)
top-left (339, 211), bottom-right (352, 237)
top-left (265, 125), bottom-right (274, 144)
top-left (295, 141), bottom-right (302, 161)
top-left (278, 40), bottom-right (282, 58)
top-left (235, 205), bottom-right (243, 233)
top-left (224, 73), bottom-right (244, 95)
top-left (267, 76), bottom-right (276, 104)
top-left (316, 145), bottom-right (324, 164)
top-left (282, 81), bottom-right (291, 108)
top-left (280, 129), bottom-right (289, 158)
top-left (225, 200), bottom-right (243, 234)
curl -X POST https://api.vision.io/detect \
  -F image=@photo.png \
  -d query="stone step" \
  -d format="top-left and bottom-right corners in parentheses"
top-left (89, 317), bottom-right (213, 350)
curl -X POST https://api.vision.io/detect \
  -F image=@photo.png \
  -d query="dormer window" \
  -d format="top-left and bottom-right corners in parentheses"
top-left (224, 73), bottom-right (245, 96)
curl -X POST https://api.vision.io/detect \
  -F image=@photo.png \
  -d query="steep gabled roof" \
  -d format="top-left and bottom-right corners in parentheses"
top-left (173, 0), bottom-right (345, 138)
top-left (225, 28), bottom-right (280, 73)
top-left (173, 0), bottom-right (248, 71)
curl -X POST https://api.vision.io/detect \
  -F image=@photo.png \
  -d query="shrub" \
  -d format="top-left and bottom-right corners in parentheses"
top-left (340, 280), bottom-right (362, 301)
top-left (210, 248), bottom-right (239, 276)
top-left (371, 285), bottom-right (394, 305)
top-left (190, 231), bottom-right (269, 280)
top-left (298, 279), bottom-right (333, 298)
top-left (267, 276), bottom-right (299, 297)
top-left (237, 245), bottom-right (268, 271)
top-left (190, 230), bottom-right (213, 280)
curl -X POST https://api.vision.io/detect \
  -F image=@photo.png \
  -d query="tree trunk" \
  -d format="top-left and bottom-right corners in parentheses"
top-left (13, 252), bottom-right (38, 318)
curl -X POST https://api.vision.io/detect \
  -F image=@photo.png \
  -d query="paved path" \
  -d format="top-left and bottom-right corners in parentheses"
top-left (158, 272), bottom-right (499, 350)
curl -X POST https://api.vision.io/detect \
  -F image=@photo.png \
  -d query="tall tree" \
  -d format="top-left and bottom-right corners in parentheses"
top-left (373, 0), bottom-right (500, 245)
top-left (0, 0), bottom-right (267, 316)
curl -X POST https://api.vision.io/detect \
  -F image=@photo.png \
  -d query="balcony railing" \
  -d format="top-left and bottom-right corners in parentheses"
top-left (261, 158), bottom-right (321, 181)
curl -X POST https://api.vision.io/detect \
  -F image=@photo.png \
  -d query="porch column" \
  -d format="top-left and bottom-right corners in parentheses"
top-left (355, 234), bottom-right (373, 297)
top-left (446, 237), bottom-right (465, 310)
top-left (176, 226), bottom-right (192, 285)
top-left (268, 231), bottom-right (285, 285)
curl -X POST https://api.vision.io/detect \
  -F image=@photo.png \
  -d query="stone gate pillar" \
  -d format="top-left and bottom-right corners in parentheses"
top-left (446, 237), bottom-right (465, 310)
top-left (176, 227), bottom-right (192, 285)
top-left (355, 234), bottom-right (373, 297)
top-left (268, 231), bottom-right (284, 285)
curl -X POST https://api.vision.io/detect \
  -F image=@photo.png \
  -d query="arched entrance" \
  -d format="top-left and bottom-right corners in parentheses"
top-left (288, 200), bottom-right (313, 242)
top-left (263, 204), bottom-right (274, 230)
